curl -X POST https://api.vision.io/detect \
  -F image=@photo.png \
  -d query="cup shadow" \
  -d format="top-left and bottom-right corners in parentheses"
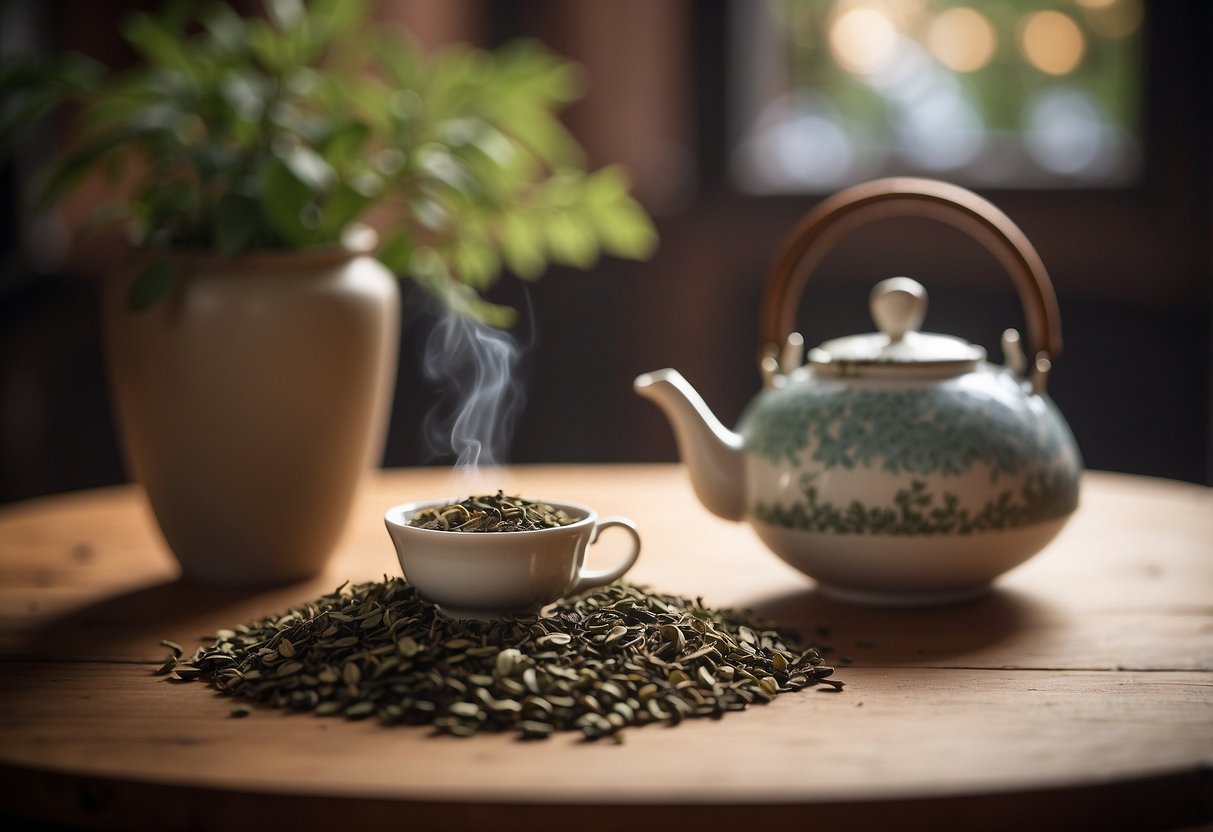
top-left (745, 584), bottom-right (1053, 667)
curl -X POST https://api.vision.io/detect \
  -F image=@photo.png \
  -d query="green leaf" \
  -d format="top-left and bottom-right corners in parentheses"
top-left (493, 40), bottom-right (585, 105)
top-left (155, 0), bottom-right (196, 33)
top-left (219, 72), bottom-right (267, 123)
top-left (583, 166), bottom-right (658, 259)
top-left (320, 120), bottom-right (370, 168)
top-left (308, 0), bottom-right (370, 41)
top-left (266, 0), bottom-right (306, 32)
top-left (319, 181), bottom-right (376, 238)
top-left (0, 0), bottom-right (656, 331)
top-left (584, 164), bottom-right (631, 208)
top-left (407, 246), bottom-right (514, 326)
top-left (121, 13), bottom-right (197, 78)
top-left (213, 192), bottom-right (261, 256)
top-left (423, 47), bottom-right (486, 122)
top-left (258, 157), bottom-right (319, 246)
top-left (451, 241), bottom-right (500, 290)
top-left (279, 144), bottom-right (336, 192)
top-left (376, 30), bottom-right (425, 91)
top-left (416, 144), bottom-right (476, 197)
top-left (248, 19), bottom-right (285, 71)
top-left (545, 212), bottom-right (598, 268)
top-left (499, 212), bottom-right (545, 279)
top-left (435, 277), bottom-right (517, 327)
top-left (190, 141), bottom-right (239, 178)
top-left (457, 124), bottom-right (527, 186)
top-left (199, 3), bottom-right (248, 54)
top-left (410, 193), bottom-right (449, 232)
top-left (128, 260), bottom-right (176, 311)
top-left (137, 179), bottom-right (198, 244)
top-left (591, 194), bottom-right (658, 259)
top-left (377, 231), bottom-right (414, 274)
top-left (492, 104), bottom-right (581, 167)
top-left (341, 75), bottom-right (396, 130)
top-left (454, 293), bottom-right (516, 328)
top-left (285, 13), bottom-right (329, 67)
top-left (82, 84), bottom-right (163, 134)
top-left (268, 99), bottom-right (326, 143)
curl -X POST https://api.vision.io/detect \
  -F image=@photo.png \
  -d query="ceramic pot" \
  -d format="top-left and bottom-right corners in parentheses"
top-left (104, 236), bottom-right (399, 585)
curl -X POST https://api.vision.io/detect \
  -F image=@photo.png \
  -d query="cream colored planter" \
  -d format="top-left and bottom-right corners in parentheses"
top-left (104, 241), bottom-right (399, 585)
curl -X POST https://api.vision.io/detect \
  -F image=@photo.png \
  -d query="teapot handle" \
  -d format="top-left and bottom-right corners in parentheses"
top-left (759, 177), bottom-right (1061, 392)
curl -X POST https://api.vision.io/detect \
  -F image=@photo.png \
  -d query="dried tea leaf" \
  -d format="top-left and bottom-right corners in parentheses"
top-left (162, 578), bottom-right (840, 741)
top-left (407, 491), bottom-right (576, 532)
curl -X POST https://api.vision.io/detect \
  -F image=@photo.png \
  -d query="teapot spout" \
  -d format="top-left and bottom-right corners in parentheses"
top-left (634, 369), bottom-right (745, 521)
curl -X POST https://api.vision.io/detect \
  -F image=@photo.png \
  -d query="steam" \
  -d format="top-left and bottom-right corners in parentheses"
top-left (421, 307), bottom-right (530, 474)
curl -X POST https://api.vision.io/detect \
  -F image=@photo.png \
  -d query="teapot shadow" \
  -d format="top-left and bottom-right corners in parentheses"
top-left (746, 584), bottom-right (1049, 666)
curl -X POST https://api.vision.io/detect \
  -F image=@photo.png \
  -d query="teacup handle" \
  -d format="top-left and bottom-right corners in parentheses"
top-left (570, 517), bottom-right (641, 595)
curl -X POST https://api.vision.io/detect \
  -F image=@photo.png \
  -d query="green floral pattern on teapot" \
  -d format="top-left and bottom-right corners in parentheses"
top-left (743, 370), bottom-right (1064, 480)
top-left (739, 368), bottom-right (1081, 534)
top-left (755, 470), bottom-right (1077, 535)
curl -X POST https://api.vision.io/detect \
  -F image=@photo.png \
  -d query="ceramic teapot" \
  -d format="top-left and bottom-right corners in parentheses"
top-left (635, 178), bottom-right (1081, 606)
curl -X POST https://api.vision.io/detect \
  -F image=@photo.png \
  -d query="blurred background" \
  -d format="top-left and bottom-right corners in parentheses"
top-left (1, 0), bottom-right (1210, 503)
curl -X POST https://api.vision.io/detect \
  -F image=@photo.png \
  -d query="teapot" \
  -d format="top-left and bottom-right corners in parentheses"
top-left (635, 178), bottom-right (1081, 606)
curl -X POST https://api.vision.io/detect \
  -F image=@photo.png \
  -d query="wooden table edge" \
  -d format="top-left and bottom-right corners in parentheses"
top-left (1, 759), bottom-right (1210, 832)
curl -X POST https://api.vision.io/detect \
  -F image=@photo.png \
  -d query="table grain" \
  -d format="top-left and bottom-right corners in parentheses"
top-left (0, 465), bottom-right (1210, 831)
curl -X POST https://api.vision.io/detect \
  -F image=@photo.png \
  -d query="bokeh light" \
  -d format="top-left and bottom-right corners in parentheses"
top-left (741, 93), bottom-right (859, 190)
top-left (829, 6), bottom-right (899, 75)
top-left (899, 90), bottom-right (984, 170)
top-left (1019, 10), bottom-right (1085, 76)
top-left (733, 0), bottom-right (1142, 191)
top-left (1025, 87), bottom-right (1110, 175)
top-left (927, 7), bottom-right (998, 73)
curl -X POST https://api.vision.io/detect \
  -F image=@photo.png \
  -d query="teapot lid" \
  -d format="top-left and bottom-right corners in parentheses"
top-left (808, 277), bottom-right (985, 378)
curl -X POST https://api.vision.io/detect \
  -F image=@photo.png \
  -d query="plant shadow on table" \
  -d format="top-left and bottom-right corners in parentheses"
top-left (746, 585), bottom-right (1054, 666)
top-left (24, 577), bottom-right (334, 664)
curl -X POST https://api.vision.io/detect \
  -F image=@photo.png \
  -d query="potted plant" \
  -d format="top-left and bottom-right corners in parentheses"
top-left (2, 0), bottom-right (656, 584)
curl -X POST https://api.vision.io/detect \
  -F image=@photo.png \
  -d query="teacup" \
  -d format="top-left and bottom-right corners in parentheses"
top-left (384, 498), bottom-right (641, 619)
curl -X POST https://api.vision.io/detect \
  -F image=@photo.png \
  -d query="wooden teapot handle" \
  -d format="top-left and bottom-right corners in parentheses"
top-left (759, 177), bottom-right (1062, 391)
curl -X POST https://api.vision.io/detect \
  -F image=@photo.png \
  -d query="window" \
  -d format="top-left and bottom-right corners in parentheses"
top-left (731, 0), bottom-right (1144, 192)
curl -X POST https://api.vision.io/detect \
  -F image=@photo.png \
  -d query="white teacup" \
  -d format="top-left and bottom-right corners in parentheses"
top-left (384, 498), bottom-right (641, 619)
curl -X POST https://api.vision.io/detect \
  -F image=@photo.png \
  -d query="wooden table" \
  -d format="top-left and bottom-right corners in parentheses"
top-left (1, 465), bottom-right (1210, 831)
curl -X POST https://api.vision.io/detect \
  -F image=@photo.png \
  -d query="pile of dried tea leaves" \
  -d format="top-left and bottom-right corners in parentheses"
top-left (160, 579), bottom-right (841, 741)
top-left (407, 491), bottom-right (575, 532)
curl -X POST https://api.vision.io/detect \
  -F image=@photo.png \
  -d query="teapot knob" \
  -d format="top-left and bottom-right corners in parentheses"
top-left (870, 277), bottom-right (927, 343)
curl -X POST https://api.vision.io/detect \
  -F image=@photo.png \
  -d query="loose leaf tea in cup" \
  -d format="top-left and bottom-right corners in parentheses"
top-left (386, 497), bottom-right (640, 617)
top-left (407, 492), bottom-right (575, 532)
